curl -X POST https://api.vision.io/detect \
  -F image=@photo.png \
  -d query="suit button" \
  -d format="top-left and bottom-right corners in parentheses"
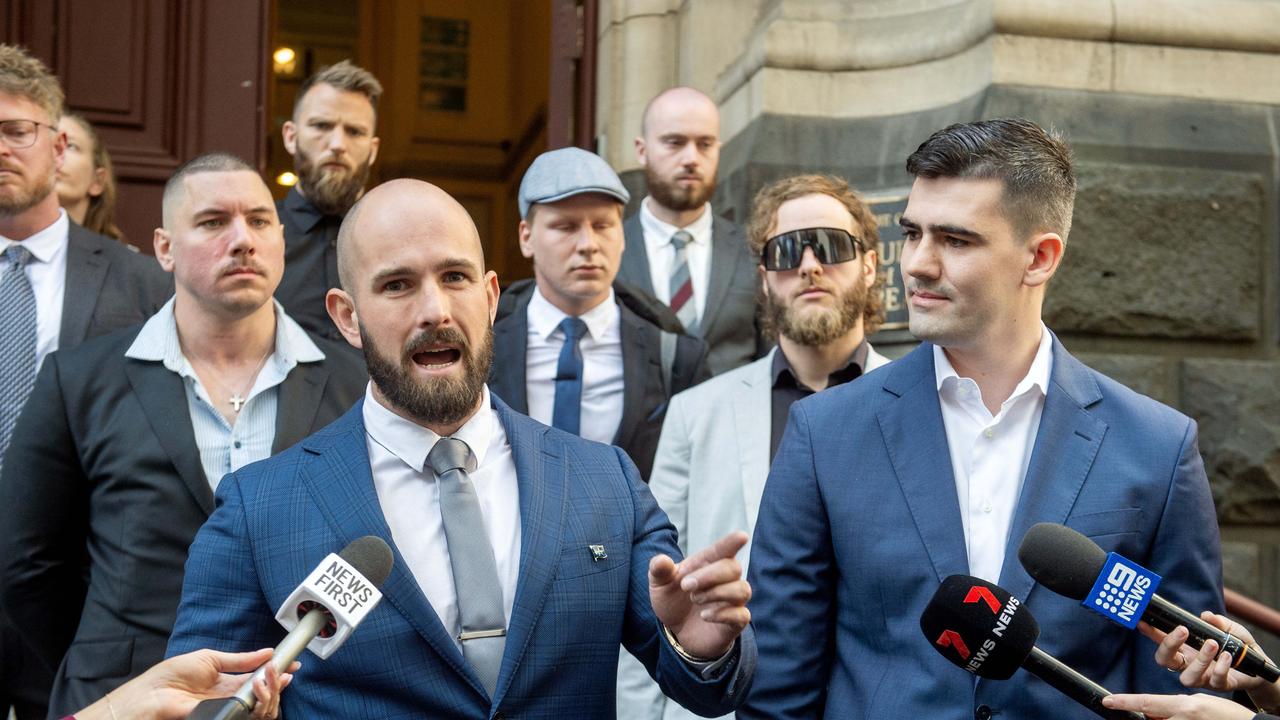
top-left (493, 713), bottom-right (505, 720)
top-left (974, 704), bottom-right (994, 720)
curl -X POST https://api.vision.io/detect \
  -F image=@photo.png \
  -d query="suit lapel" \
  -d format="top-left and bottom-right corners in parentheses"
top-left (490, 292), bottom-right (531, 413)
top-left (996, 340), bottom-right (1108, 602)
top-left (299, 403), bottom-right (485, 696)
top-left (734, 352), bottom-right (774, 530)
top-left (272, 362), bottom-right (328, 452)
top-left (614, 302), bottom-right (656, 447)
top-left (620, 214), bottom-right (655, 295)
top-left (124, 359), bottom-right (215, 515)
top-left (698, 219), bottom-right (741, 338)
top-left (492, 398), bottom-right (565, 705)
top-left (877, 345), bottom-right (969, 581)
top-left (60, 225), bottom-right (109, 347)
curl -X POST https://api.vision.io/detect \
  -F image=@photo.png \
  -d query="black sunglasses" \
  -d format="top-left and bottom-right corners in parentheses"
top-left (761, 227), bottom-right (864, 271)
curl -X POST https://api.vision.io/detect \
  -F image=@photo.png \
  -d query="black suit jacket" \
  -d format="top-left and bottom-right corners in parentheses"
top-left (619, 213), bottom-right (768, 375)
top-left (489, 279), bottom-right (710, 480)
top-left (61, 222), bottom-right (172, 346)
top-left (0, 323), bottom-right (366, 719)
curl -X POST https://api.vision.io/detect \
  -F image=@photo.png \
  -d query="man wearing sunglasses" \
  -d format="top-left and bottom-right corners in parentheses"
top-left (0, 44), bottom-right (170, 720)
top-left (742, 119), bottom-right (1222, 719)
top-left (618, 174), bottom-right (889, 720)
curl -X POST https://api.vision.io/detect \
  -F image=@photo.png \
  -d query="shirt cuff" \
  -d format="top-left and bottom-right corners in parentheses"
top-left (662, 625), bottom-right (738, 679)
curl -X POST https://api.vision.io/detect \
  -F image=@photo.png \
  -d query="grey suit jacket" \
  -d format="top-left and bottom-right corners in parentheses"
top-left (0, 323), bottom-right (367, 720)
top-left (620, 213), bottom-right (767, 375)
top-left (61, 222), bottom-right (172, 347)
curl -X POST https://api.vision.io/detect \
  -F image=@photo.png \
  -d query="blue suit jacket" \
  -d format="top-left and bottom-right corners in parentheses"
top-left (741, 338), bottom-right (1223, 719)
top-left (168, 395), bottom-right (754, 719)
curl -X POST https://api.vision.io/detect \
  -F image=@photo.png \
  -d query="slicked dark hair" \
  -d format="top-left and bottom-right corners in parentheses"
top-left (293, 59), bottom-right (382, 120)
top-left (905, 118), bottom-right (1076, 241)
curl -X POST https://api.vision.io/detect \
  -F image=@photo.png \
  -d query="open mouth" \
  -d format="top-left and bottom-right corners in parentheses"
top-left (412, 348), bottom-right (462, 369)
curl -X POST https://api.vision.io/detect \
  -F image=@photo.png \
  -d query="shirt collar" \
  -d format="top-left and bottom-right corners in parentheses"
top-left (527, 283), bottom-right (618, 342)
top-left (362, 383), bottom-right (493, 474)
top-left (639, 197), bottom-right (713, 248)
top-left (0, 209), bottom-right (69, 263)
top-left (933, 322), bottom-right (1054, 401)
top-left (282, 185), bottom-right (335, 234)
top-left (771, 340), bottom-right (869, 390)
top-left (125, 297), bottom-right (326, 375)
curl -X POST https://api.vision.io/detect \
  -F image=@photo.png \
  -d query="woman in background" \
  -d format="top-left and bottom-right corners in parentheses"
top-left (56, 113), bottom-right (124, 241)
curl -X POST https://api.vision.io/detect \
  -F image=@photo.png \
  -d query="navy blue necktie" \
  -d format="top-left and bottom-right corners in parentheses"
top-left (551, 317), bottom-right (588, 435)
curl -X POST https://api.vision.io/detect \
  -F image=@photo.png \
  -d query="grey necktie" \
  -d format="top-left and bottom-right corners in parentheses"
top-left (669, 230), bottom-right (698, 333)
top-left (0, 245), bottom-right (38, 477)
top-left (427, 437), bottom-right (506, 697)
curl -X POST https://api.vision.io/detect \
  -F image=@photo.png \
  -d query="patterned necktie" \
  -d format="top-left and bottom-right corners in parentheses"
top-left (0, 245), bottom-right (38, 477)
top-left (669, 230), bottom-right (698, 333)
top-left (427, 437), bottom-right (506, 698)
top-left (551, 316), bottom-right (588, 435)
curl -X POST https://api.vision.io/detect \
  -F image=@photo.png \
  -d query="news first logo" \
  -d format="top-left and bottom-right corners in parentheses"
top-left (274, 553), bottom-right (385, 659)
top-left (1084, 553), bottom-right (1161, 630)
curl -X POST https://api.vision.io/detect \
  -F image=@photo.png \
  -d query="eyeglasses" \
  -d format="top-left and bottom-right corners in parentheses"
top-left (0, 119), bottom-right (55, 149)
top-left (761, 227), bottom-right (864, 271)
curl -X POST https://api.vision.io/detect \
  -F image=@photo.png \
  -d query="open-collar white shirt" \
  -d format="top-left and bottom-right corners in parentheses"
top-left (934, 324), bottom-right (1053, 584)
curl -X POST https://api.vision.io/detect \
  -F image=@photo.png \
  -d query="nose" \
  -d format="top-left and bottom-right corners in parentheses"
top-left (326, 127), bottom-right (348, 156)
top-left (901, 234), bottom-right (939, 281)
top-left (573, 227), bottom-right (602, 257)
top-left (797, 246), bottom-right (824, 278)
top-left (415, 279), bottom-right (451, 328)
top-left (227, 216), bottom-right (257, 256)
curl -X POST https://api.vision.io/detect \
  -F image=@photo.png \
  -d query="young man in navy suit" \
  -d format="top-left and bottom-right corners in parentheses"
top-left (742, 118), bottom-right (1224, 719)
top-left (167, 178), bottom-right (756, 719)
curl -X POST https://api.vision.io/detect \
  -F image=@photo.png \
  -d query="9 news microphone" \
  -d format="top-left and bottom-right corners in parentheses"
top-left (921, 575), bottom-right (1145, 720)
top-left (185, 535), bottom-right (394, 720)
top-left (1017, 522), bottom-right (1280, 683)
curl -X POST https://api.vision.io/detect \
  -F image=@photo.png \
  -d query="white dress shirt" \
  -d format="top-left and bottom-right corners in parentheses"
top-left (935, 325), bottom-right (1053, 583)
top-left (1, 209), bottom-right (68, 371)
top-left (364, 384), bottom-right (522, 649)
top-left (524, 285), bottom-right (624, 445)
top-left (639, 198), bottom-right (713, 325)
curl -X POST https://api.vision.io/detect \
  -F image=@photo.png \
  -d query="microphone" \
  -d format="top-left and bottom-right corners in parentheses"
top-left (1017, 522), bottom-right (1279, 683)
top-left (186, 535), bottom-right (394, 720)
top-left (921, 574), bottom-right (1145, 720)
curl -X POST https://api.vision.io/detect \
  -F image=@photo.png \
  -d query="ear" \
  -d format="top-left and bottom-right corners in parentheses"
top-left (485, 270), bottom-right (500, 324)
top-left (861, 247), bottom-right (879, 288)
top-left (325, 287), bottom-right (363, 350)
top-left (87, 167), bottom-right (107, 198)
top-left (282, 120), bottom-right (298, 156)
top-left (1024, 232), bottom-right (1064, 288)
top-left (758, 263), bottom-right (769, 296)
top-left (153, 228), bottom-right (176, 272)
top-left (367, 134), bottom-right (380, 166)
top-left (634, 135), bottom-right (647, 166)
top-left (518, 219), bottom-right (534, 259)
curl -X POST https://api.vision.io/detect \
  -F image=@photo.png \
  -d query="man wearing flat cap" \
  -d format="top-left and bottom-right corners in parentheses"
top-left (489, 147), bottom-right (709, 481)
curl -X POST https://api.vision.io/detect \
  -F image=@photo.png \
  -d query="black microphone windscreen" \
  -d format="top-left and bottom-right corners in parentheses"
top-left (920, 575), bottom-right (1039, 680)
top-left (338, 536), bottom-right (394, 589)
top-left (1017, 523), bottom-right (1108, 601)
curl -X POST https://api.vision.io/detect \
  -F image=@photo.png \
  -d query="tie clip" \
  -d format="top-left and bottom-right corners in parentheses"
top-left (459, 628), bottom-right (506, 641)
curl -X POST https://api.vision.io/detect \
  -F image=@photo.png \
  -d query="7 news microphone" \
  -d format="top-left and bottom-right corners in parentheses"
top-left (921, 574), bottom-right (1145, 720)
top-left (1017, 522), bottom-right (1280, 683)
top-left (185, 535), bottom-right (394, 720)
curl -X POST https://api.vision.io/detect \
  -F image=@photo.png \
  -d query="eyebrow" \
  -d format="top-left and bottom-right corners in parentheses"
top-left (368, 257), bottom-right (480, 286)
top-left (899, 216), bottom-right (984, 240)
top-left (191, 205), bottom-right (275, 218)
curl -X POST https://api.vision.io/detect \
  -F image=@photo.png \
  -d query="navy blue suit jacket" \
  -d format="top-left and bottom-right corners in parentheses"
top-left (741, 337), bottom-right (1223, 719)
top-left (168, 395), bottom-right (754, 719)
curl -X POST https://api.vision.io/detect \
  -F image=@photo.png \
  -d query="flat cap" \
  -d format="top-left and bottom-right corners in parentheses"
top-left (518, 146), bottom-right (629, 218)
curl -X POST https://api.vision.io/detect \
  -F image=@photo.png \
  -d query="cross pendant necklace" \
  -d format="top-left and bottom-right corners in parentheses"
top-left (229, 395), bottom-right (247, 412)
top-left (224, 348), bottom-right (273, 414)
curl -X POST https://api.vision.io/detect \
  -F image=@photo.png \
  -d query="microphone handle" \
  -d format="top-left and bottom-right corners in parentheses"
top-left (186, 606), bottom-right (330, 720)
top-left (1144, 595), bottom-right (1280, 683)
top-left (1022, 646), bottom-right (1145, 720)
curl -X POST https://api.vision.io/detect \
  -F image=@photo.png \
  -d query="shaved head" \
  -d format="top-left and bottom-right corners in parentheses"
top-left (336, 178), bottom-right (484, 294)
top-left (640, 86), bottom-right (719, 137)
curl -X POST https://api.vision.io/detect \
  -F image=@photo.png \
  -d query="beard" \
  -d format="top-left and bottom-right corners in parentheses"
top-left (644, 164), bottom-right (715, 212)
top-left (361, 323), bottom-right (494, 428)
top-left (295, 146), bottom-right (372, 217)
top-left (765, 274), bottom-right (871, 347)
top-left (0, 166), bottom-right (55, 216)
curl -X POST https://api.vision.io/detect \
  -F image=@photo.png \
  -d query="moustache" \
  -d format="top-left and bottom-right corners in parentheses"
top-left (404, 326), bottom-right (470, 357)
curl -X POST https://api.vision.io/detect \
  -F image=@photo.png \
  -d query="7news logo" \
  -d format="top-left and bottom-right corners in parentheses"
top-left (1084, 553), bottom-right (1161, 629)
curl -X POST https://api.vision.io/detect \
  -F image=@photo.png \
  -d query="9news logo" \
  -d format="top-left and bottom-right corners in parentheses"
top-left (1083, 553), bottom-right (1161, 629)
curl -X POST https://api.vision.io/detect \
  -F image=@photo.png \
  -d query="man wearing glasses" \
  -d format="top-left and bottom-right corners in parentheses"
top-left (617, 174), bottom-right (887, 720)
top-left (0, 44), bottom-right (169, 720)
